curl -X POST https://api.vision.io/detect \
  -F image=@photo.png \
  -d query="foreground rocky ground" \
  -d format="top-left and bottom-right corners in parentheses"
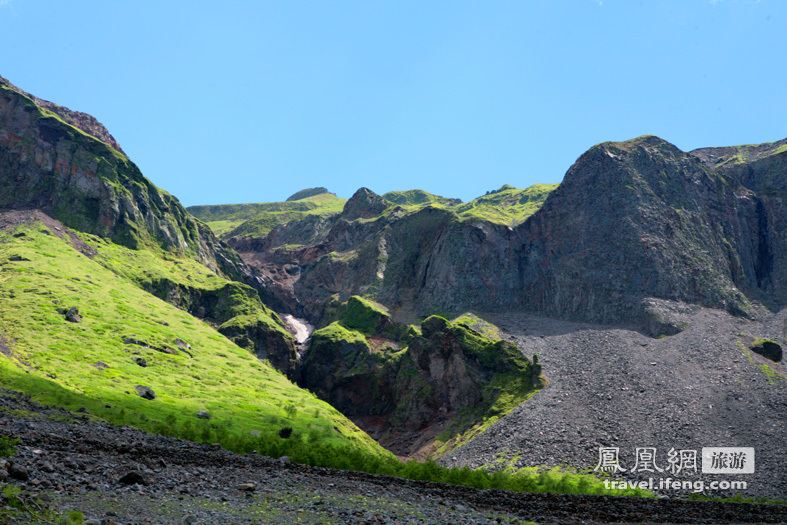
top-left (1, 389), bottom-right (786, 524)
top-left (444, 304), bottom-right (787, 501)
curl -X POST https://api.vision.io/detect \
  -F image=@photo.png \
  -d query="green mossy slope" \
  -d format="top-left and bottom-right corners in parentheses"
top-left (0, 221), bottom-right (388, 459)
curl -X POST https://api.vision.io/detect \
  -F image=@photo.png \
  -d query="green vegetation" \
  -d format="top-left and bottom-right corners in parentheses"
top-left (381, 184), bottom-right (558, 227)
top-left (193, 183), bottom-right (558, 240)
top-left (0, 482), bottom-right (85, 524)
top-left (382, 189), bottom-right (461, 207)
top-left (453, 183), bottom-right (558, 225)
top-left (303, 301), bottom-right (543, 458)
top-left (0, 225), bottom-right (652, 501)
top-left (0, 221), bottom-right (386, 460)
top-left (286, 187), bottom-right (330, 201)
top-left (340, 295), bottom-right (392, 335)
top-left (187, 192), bottom-right (347, 239)
top-left (0, 435), bottom-right (20, 457)
top-left (311, 321), bottom-right (370, 349)
top-left (453, 312), bottom-right (501, 339)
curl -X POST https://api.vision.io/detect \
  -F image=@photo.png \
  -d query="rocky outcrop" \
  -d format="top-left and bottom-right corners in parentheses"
top-left (0, 75), bottom-right (126, 155)
top-left (218, 314), bottom-right (298, 377)
top-left (299, 300), bottom-right (540, 457)
top-left (341, 187), bottom-right (390, 220)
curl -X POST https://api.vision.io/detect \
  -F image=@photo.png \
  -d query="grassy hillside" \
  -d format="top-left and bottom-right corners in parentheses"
top-left (454, 183), bottom-right (559, 225)
top-left (0, 218), bottom-right (388, 459)
top-left (188, 192), bottom-right (346, 238)
top-left (382, 189), bottom-right (461, 207)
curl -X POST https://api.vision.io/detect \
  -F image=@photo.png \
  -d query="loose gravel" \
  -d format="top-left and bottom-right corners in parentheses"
top-left (443, 304), bottom-right (787, 500)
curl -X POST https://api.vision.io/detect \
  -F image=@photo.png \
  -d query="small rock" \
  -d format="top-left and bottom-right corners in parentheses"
top-left (65, 306), bottom-right (82, 323)
top-left (135, 385), bottom-right (156, 400)
top-left (83, 520), bottom-right (102, 525)
top-left (236, 482), bottom-right (256, 492)
top-left (182, 516), bottom-right (198, 525)
top-left (93, 361), bottom-right (108, 370)
top-left (250, 430), bottom-right (260, 437)
top-left (9, 463), bottom-right (29, 481)
top-left (196, 409), bottom-right (211, 420)
top-left (0, 469), bottom-right (8, 481)
top-left (133, 357), bottom-right (148, 367)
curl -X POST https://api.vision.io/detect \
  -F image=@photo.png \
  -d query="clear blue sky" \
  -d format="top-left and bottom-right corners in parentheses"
top-left (1, 1), bottom-right (784, 206)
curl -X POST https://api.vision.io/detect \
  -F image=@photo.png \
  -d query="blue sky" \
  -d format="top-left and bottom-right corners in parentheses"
top-left (1, 1), bottom-right (784, 205)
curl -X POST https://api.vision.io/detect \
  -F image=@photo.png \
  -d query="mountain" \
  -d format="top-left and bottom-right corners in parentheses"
top-left (0, 75), bottom-right (392, 461)
top-left (221, 135), bottom-right (787, 337)
top-left (1, 76), bottom-right (539, 465)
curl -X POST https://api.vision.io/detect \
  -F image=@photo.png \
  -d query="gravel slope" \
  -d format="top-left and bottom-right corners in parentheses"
top-left (442, 304), bottom-right (787, 499)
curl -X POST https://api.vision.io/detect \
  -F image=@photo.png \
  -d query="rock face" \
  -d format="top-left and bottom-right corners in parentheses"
top-left (299, 299), bottom-right (540, 457)
top-left (0, 76), bottom-right (251, 285)
top-left (231, 135), bottom-right (787, 333)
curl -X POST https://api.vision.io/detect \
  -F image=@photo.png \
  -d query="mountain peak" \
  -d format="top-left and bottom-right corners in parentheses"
top-left (342, 187), bottom-right (389, 220)
top-left (286, 187), bottom-right (330, 201)
top-left (0, 74), bottom-right (125, 155)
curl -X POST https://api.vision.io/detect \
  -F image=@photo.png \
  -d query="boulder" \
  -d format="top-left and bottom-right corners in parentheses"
top-left (118, 470), bottom-right (147, 486)
top-left (8, 463), bottom-right (29, 481)
top-left (751, 339), bottom-right (783, 362)
top-left (135, 385), bottom-right (156, 400)
top-left (65, 306), bottom-right (82, 323)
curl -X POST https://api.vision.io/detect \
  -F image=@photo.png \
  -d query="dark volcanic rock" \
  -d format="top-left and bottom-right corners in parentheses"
top-left (64, 306), bottom-right (82, 323)
top-left (341, 187), bottom-right (390, 220)
top-left (751, 339), bottom-right (782, 362)
top-left (8, 463), bottom-right (29, 481)
top-left (135, 385), bottom-right (156, 400)
top-left (118, 470), bottom-right (148, 486)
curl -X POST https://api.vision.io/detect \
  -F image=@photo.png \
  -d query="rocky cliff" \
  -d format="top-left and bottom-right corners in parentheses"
top-left (228, 135), bottom-right (787, 334)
